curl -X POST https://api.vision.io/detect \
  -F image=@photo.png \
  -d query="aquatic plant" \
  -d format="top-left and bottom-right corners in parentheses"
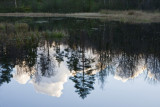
top-left (0, 23), bottom-right (5, 31)
top-left (0, 22), bottom-right (69, 48)
top-left (44, 30), bottom-right (67, 39)
top-left (128, 11), bottom-right (135, 15)
top-left (15, 23), bottom-right (29, 32)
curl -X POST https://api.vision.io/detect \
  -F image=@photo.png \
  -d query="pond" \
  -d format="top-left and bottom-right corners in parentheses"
top-left (0, 17), bottom-right (160, 107)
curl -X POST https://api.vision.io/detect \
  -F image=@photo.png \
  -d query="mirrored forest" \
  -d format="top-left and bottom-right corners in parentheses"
top-left (0, 18), bottom-right (160, 99)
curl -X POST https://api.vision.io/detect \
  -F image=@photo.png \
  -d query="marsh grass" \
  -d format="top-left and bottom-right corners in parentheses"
top-left (0, 23), bottom-right (40, 47)
top-left (127, 11), bottom-right (135, 15)
top-left (0, 23), bottom-right (28, 33)
top-left (0, 23), bottom-right (67, 47)
top-left (99, 10), bottom-right (160, 23)
top-left (0, 23), bottom-right (5, 31)
top-left (44, 30), bottom-right (67, 39)
top-left (15, 23), bottom-right (29, 32)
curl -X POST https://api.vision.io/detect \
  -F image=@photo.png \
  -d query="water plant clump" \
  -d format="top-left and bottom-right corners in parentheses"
top-left (15, 23), bottom-right (29, 32)
top-left (0, 23), bottom-right (68, 47)
top-left (44, 30), bottom-right (67, 39)
top-left (0, 23), bottom-right (5, 31)
top-left (0, 23), bottom-right (41, 47)
top-left (0, 23), bottom-right (29, 33)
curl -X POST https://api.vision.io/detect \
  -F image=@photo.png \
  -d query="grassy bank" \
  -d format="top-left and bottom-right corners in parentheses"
top-left (99, 10), bottom-right (160, 23)
top-left (0, 10), bottom-right (160, 23)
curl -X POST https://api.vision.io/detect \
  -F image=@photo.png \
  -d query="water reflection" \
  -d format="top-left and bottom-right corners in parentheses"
top-left (13, 42), bottom-right (71, 97)
top-left (0, 19), bottom-right (160, 99)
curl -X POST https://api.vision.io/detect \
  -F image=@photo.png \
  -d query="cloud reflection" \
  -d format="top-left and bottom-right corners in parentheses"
top-left (13, 42), bottom-right (71, 97)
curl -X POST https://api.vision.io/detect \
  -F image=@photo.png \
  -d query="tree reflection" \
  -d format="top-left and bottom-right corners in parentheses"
top-left (70, 72), bottom-right (95, 99)
top-left (0, 54), bottom-right (13, 86)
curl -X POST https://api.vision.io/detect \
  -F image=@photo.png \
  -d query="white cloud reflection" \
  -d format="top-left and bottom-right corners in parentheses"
top-left (13, 42), bottom-right (71, 97)
top-left (114, 59), bottom-right (146, 82)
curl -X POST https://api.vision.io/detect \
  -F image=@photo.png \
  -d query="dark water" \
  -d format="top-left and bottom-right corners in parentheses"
top-left (0, 18), bottom-right (160, 107)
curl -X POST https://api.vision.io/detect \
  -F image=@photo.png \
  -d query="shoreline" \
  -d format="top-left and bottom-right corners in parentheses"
top-left (0, 11), bottom-right (160, 23)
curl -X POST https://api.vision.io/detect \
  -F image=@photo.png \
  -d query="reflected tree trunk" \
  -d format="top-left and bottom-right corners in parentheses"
top-left (15, 0), bottom-right (17, 8)
top-left (104, 0), bottom-right (106, 8)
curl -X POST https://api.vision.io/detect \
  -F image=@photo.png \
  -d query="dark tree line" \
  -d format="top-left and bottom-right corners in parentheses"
top-left (0, 0), bottom-right (160, 13)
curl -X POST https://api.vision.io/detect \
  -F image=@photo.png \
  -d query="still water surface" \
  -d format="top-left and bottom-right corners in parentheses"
top-left (0, 18), bottom-right (160, 107)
